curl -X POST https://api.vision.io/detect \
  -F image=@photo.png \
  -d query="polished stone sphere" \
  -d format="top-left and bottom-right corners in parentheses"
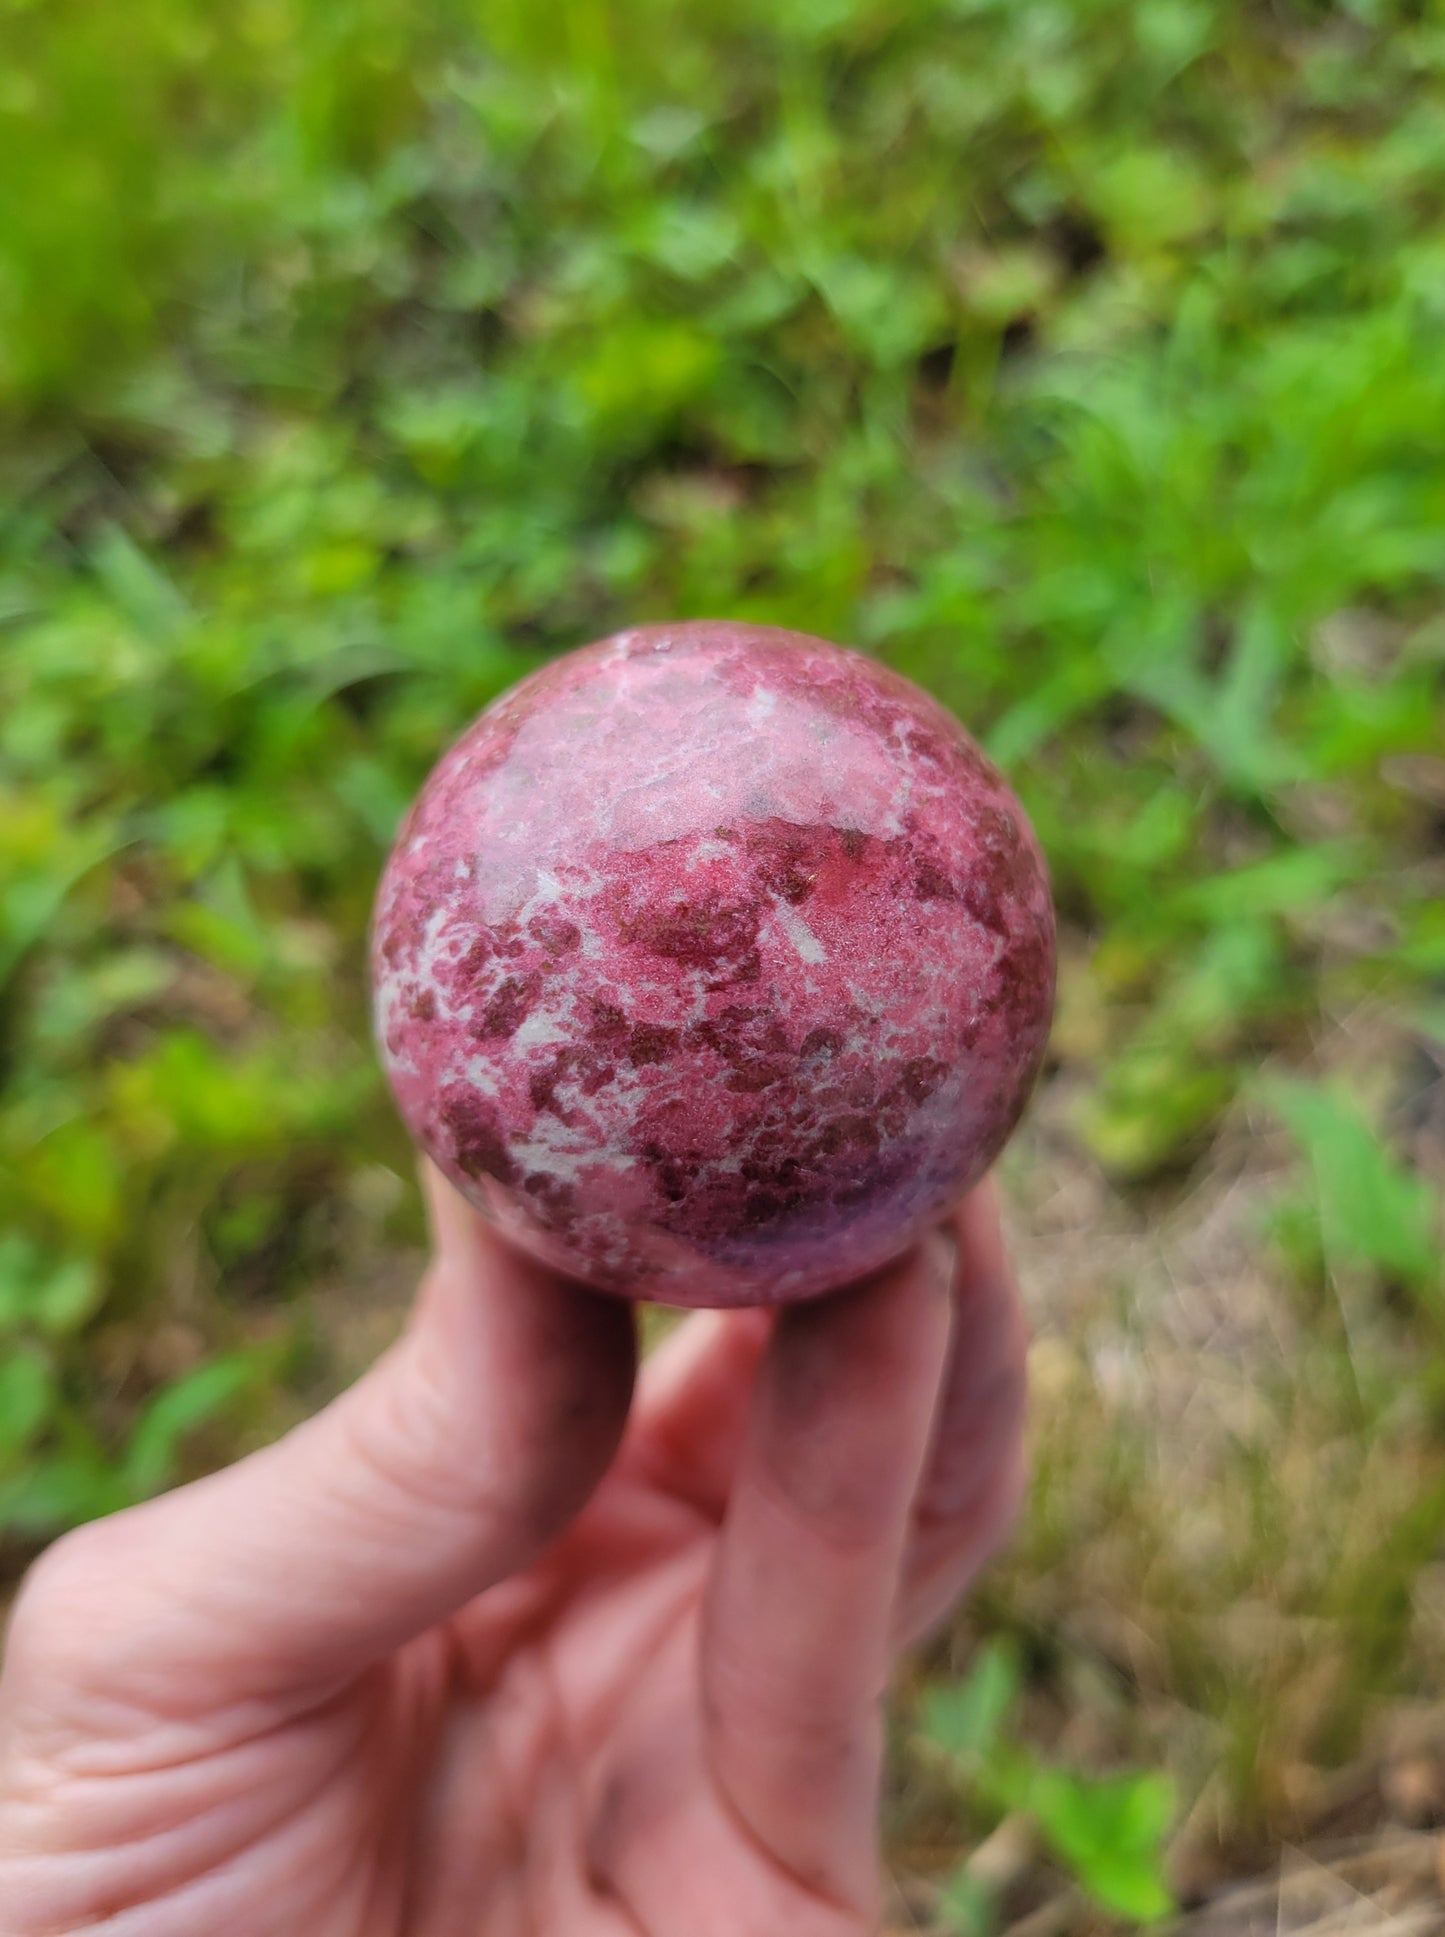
top-left (372, 622), bottom-right (1054, 1306)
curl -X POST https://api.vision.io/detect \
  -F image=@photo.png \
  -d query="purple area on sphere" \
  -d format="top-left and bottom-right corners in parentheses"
top-left (371, 622), bottom-right (1055, 1307)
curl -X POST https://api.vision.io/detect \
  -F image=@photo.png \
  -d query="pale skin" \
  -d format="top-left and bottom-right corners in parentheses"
top-left (0, 1169), bottom-right (1028, 1937)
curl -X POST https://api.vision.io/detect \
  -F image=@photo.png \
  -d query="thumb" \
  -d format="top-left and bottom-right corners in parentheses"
top-left (6, 1168), bottom-right (635, 1711)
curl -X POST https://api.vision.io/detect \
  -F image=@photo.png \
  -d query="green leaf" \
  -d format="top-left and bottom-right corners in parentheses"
top-left (0, 1348), bottom-right (56, 1464)
top-left (121, 1355), bottom-right (264, 1501)
top-left (166, 857), bottom-right (270, 980)
top-left (88, 524), bottom-right (190, 640)
top-left (573, 321), bottom-right (720, 431)
top-left (0, 1236), bottom-right (102, 1336)
top-left (1022, 1766), bottom-right (1177, 1923)
top-left (1263, 1080), bottom-right (1441, 1295)
top-left (1078, 923), bottom-right (1285, 1176)
top-left (1162, 845), bottom-right (1363, 925)
top-left (1127, 602), bottom-right (1301, 793)
top-left (21, 1120), bottom-right (126, 1248)
top-left (937, 1866), bottom-right (998, 1937)
top-left (920, 1641), bottom-right (1023, 1765)
top-left (1089, 145), bottom-right (1213, 249)
top-left (1074, 1849), bottom-right (1177, 1924)
top-left (0, 825), bottom-right (126, 990)
top-left (0, 1450), bottom-right (130, 1535)
top-left (987, 656), bottom-right (1115, 765)
top-left (332, 754), bottom-right (412, 850)
top-left (30, 948), bottom-right (173, 1051)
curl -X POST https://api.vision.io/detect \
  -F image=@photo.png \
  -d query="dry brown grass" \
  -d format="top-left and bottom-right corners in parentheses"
top-left (877, 1022), bottom-right (1445, 1931)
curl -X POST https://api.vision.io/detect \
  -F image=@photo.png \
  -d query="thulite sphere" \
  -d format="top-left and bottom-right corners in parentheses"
top-left (372, 623), bottom-right (1054, 1307)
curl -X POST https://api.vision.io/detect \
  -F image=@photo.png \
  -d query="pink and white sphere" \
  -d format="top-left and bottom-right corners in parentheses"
top-left (372, 622), bottom-right (1054, 1307)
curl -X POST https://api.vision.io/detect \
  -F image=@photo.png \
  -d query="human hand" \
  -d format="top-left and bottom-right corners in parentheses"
top-left (0, 1169), bottom-right (1028, 1937)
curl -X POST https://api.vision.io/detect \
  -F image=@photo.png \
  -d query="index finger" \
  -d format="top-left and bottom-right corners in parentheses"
top-left (699, 1233), bottom-right (955, 1907)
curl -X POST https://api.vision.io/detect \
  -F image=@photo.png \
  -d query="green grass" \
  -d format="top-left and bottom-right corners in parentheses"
top-left (3, 0), bottom-right (1444, 1917)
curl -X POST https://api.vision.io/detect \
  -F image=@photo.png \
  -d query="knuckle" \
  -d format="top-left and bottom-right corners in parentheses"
top-left (342, 1343), bottom-right (502, 1525)
top-left (4, 1522), bottom-right (123, 1680)
top-left (342, 1311), bottom-right (627, 1538)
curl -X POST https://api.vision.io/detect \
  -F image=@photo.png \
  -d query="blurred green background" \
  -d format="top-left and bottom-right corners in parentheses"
top-left (2, 0), bottom-right (1445, 1927)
